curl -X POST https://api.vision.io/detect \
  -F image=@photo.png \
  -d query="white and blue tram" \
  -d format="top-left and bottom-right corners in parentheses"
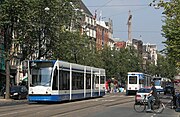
top-left (28, 60), bottom-right (106, 102)
top-left (126, 72), bottom-right (152, 95)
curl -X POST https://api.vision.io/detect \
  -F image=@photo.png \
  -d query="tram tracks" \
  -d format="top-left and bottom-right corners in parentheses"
top-left (49, 96), bottom-right (134, 117)
top-left (45, 96), bottom-right (134, 117)
top-left (0, 95), bottom-right (134, 117)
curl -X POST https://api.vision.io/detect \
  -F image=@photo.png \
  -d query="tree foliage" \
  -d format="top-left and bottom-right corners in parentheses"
top-left (157, 55), bottom-right (177, 79)
top-left (162, 0), bottom-right (180, 69)
top-left (1, 0), bottom-right (175, 89)
top-left (0, 0), bottom-right (82, 99)
top-left (100, 46), bottom-right (143, 82)
top-left (0, 0), bottom-right (77, 59)
top-left (154, 0), bottom-right (180, 70)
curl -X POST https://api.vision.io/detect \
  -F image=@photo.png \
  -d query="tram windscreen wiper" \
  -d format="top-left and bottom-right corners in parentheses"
top-left (41, 81), bottom-right (50, 86)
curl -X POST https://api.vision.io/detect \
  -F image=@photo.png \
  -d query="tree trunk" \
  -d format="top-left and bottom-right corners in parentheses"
top-left (5, 60), bottom-right (10, 99)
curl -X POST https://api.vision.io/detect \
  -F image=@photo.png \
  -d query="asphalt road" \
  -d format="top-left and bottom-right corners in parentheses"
top-left (0, 93), bottom-right (179, 117)
top-left (85, 100), bottom-right (178, 117)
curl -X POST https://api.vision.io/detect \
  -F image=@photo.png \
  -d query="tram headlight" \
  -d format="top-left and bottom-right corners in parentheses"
top-left (47, 88), bottom-right (50, 91)
top-left (29, 88), bottom-right (33, 92)
top-left (29, 88), bottom-right (33, 94)
top-left (46, 88), bottom-right (51, 94)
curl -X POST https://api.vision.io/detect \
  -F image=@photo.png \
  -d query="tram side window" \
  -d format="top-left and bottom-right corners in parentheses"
top-left (95, 76), bottom-right (99, 84)
top-left (59, 70), bottom-right (70, 90)
top-left (72, 72), bottom-right (77, 90)
top-left (94, 75), bottom-right (99, 89)
top-left (72, 72), bottom-right (84, 90)
top-left (31, 69), bottom-right (38, 86)
top-left (86, 74), bottom-right (91, 89)
top-left (52, 68), bottom-right (58, 90)
top-left (92, 75), bottom-right (94, 89)
top-left (139, 79), bottom-right (144, 84)
top-left (100, 76), bottom-right (105, 84)
top-left (129, 76), bottom-right (137, 84)
top-left (59, 70), bottom-right (63, 90)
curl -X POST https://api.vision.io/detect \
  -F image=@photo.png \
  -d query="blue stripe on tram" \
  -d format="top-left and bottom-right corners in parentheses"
top-left (28, 92), bottom-right (105, 102)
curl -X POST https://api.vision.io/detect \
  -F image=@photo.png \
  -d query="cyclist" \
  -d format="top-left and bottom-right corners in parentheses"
top-left (146, 82), bottom-right (158, 112)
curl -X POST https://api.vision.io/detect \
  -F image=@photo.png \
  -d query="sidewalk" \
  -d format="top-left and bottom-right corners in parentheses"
top-left (0, 96), bottom-right (28, 106)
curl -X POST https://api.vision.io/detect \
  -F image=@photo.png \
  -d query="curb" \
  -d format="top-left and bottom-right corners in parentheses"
top-left (0, 98), bottom-right (28, 106)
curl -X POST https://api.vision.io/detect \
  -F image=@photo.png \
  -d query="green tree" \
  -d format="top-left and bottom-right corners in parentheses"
top-left (152, 0), bottom-right (180, 70)
top-left (156, 54), bottom-right (177, 79)
top-left (0, 0), bottom-right (77, 99)
top-left (52, 31), bottom-right (90, 64)
top-left (146, 62), bottom-right (157, 76)
top-left (0, 0), bottom-right (32, 99)
top-left (100, 46), bottom-right (116, 79)
top-left (146, 53), bottom-right (177, 80)
top-left (161, 0), bottom-right (180, 69)
top-left (21, 0), bottom-right (77, 59)
top-left (100, 46), bottom-right (143, 83)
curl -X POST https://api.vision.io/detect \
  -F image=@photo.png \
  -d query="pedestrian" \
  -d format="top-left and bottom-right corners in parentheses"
top-left (119, 86), bottom-right (124, 93)
top-left (105, 81), bottom-right (109, 93)
top-left (110, 82), bottom-right (114, 93)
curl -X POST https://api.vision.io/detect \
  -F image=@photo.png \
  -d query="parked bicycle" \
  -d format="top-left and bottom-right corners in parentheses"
top-left (134, 95), bottom-right (165, 114)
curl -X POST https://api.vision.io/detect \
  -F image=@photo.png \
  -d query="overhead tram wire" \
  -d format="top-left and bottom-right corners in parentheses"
top-left (95, 0), bottom-right (113, 11)
top-left (113, 30), bottom-right (162, 33)
top-left (87, 4), bottom-right (149, 8)
top-left (102, 6), bottom-right (149, 18)
top-left (87, 2), bottom-right (150, 18)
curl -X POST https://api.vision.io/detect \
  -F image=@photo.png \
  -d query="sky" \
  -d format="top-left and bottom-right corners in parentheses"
top-left (82, 0), bottom-right (166, 51)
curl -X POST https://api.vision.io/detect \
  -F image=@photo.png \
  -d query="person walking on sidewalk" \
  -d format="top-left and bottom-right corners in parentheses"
top-left (110, 82), bottom-right (114, 93)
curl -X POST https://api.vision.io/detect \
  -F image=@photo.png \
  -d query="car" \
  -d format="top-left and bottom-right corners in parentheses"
top-left (4, 86), bottom-right (28, 100)
top-left (164, 86), bottom-right (174, 95)
top-left (135, 87), bottom-right (151, 103)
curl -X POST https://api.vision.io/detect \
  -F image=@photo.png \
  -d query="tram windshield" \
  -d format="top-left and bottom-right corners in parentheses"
top-left (129, 76), bottom-right (137, 84)
top-left (30, 62), bottom-right (53, 87)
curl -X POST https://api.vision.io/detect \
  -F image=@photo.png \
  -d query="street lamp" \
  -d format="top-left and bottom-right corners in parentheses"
top-left (149, 0), bottom-right (160, 9)
top-left (44, 7), bottom-right (50, 11)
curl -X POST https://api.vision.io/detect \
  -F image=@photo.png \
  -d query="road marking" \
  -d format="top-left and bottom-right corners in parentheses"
top-left (0, 110), bottom-right (28, 117)
top-left (102, 99), bottom-right (115, 102)
top-left (149, 113), bottom-right (156, 117)
top-left (127, 96), bottom-right (134, 97)
top-left (165, 100), bottom-right (172, 107)
top-left (91, 99), bottom-right (99, 101)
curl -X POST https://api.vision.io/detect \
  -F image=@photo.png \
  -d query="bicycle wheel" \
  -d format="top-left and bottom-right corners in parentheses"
top-left (134, 102), bottom-right (146, 112)
top-left (152, 101), bottom-right (165, 114)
